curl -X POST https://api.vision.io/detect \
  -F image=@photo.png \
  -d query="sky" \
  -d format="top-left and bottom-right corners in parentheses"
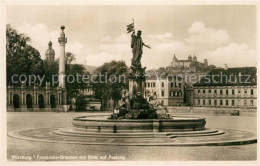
top-left (6, 5), bottom-right (257, 69)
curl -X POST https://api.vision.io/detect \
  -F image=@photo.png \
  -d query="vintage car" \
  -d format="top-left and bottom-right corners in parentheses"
top-left (231, 109), bottom-right (240, 116)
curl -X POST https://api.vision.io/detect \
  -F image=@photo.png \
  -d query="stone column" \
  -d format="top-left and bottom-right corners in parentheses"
top-left (8, 92), bottom-right (11, 105)
top-left (21, 92), bottom-right (24, 105)
top-left (58, 25), bottom-right (67, 88)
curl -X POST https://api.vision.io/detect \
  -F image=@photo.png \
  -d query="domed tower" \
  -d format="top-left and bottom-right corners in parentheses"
top-left (188, 55), bottom-right (192, 61)
top-left (192, 55), bottom-right (197, 62)
top-left (45, 41), bottom-right (55, 62)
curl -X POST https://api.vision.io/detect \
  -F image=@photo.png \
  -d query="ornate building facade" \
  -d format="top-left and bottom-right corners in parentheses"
top-left (7, 26), bottom-right (68, 112)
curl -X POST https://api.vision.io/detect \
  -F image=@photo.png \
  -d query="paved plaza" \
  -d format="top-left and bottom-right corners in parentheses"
top-left (7, 111), bottom-right (257, 161)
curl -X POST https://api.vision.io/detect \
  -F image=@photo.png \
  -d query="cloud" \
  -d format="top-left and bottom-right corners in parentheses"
top-left (82, 33), bottom-right (133, 66)
top-left (16, 23), bottom-right (59, 59)
top-left (186, 21), bottom-right (230, 50)
top-left (148, 33), bottom-right (172, 41)
top-left (114, 34), bottom-right (130, 43)
top-left (154, 40), bottom-right (189, 55)
top-left (85, 52), bottom-right (131, 67)
top-left (14, 22), bottom-right (255, 69)
top-left (100, 36), bottom-right (112, 42)
top-left (202, 42), bottom-right (256, 67)
top-left (15, 23), bottom-right (90, 64)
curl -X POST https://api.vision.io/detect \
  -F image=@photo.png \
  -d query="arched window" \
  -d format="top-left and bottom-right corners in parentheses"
top-left (13, 94), bottom-right (20, 108)
top-left (38, 94), bottom-right (45, 108)
top-left (26, 94), bottom-right (32, 108)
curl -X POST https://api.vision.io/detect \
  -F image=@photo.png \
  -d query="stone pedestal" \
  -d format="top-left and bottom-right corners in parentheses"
top-left (128, 65), bottom-right (146, 99)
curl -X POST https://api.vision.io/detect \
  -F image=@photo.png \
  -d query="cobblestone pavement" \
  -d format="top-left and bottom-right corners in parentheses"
top-left (7, 112), bottom-right (257, 161)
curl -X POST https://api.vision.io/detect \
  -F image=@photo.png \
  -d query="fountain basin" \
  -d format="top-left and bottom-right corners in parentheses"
top-left (72, 115), bottom-right (206, 133)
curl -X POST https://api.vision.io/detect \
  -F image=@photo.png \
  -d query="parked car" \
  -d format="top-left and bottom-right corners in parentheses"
top-left (231, 109), bottom-right (240, 116)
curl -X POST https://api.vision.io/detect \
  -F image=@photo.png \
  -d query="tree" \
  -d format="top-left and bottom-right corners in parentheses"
top-left (42, 59), bottom-right (59, 86)
top-left (75, 94), bottom-right (88, 111)
top-left (66, 64), bottom-right (88, 102)
top-left (65, 52), bottom-right (76, 65)
top-left (91, 60), bottom-right (129, 107)
top-left (6, 25), bottom-right (43, 85)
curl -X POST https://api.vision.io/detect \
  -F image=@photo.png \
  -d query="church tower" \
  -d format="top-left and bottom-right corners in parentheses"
top-left (45, 41), bottom-right (55, 62)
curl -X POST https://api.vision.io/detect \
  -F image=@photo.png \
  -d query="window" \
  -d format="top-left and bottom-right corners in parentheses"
top-left (152, 82), bottom-right (156, 87)
top-left (175, 82), bottom-right (177, 87)
top-left (214, 100), bottom-right (217, 106)
top-left (161, 82), bottom-right (164, 88)
top-left (208, 90), bottom-right (211, 94)
top-left (244, 100), bottom-right (247, 106)
top-left (214, 90), bottom-right (217, 95)
top-left (147, 82), bottom-right (150, 87)
top-left (226, 100), bottom-right (229, 106)
top-left (161, 90), bottom-right (164, 97)
top-left (179, 83), bottom-right (182, 88)
top-left (171, 82), bottom-right (173, 88)
top-left (203, 100), bottom-right (205, 105)
top-left (179, 91), bottom-right (182, 97)
top-left (251, 89), bottom-right (254, 95)
top-left (238, 89), bottom-right (241, 94)
top-left (244, 89), bottom-right (247, 94)
top-left (226, 90), bottom-right (229, 95)
top-left (232, 100), bottom-right (235, 106)
top-left (250, 100), bottom-right (254, 106)
top-left (198, 99), bottom-right (200, 105)
top-left (220, 90), bottom-right (223, 95)
top-left (209, 100), bottom-right (211, 105)
top-left (203, 90), bottom-right (205, 94)
top-left (232, 89), bottom-right (235, 95)
top-left (198, 90), bottom-right (201, 95)
top-left (220, 100), bottom-right (223, 105)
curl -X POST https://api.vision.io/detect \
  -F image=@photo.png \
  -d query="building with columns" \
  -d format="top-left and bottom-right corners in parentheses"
top-left (7, 26), bottom-right (68, 112)
top-left (7, 82), bottom-right (66, 112)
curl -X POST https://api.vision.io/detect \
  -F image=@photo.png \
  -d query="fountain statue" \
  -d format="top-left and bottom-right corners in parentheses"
top-left (110, 29), bottom-right (169, 119)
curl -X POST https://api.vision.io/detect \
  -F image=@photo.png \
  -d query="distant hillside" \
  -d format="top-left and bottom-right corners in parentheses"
top-left (83, 65), bottom-right (98, 74)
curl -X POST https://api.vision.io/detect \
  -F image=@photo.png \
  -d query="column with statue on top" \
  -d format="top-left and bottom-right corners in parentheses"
top-left (58, 25), bottom-right (68, 112)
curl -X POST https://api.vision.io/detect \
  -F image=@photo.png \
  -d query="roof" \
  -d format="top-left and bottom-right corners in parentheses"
top-left (45, 41), bottom-right (55, 55)
top-left (176, 60), bottom-right (192, 62)
top-left (193, 67), bottom-right (257, 87)
top-left (45, 48), bottom-right (55, 55)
